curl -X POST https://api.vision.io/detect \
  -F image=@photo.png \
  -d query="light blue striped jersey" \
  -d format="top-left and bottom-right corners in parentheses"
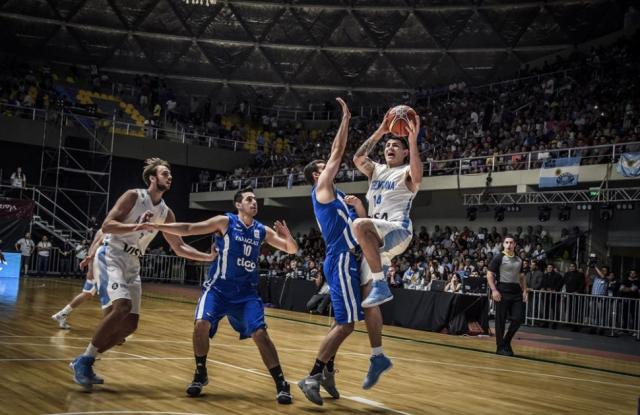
top-left (311, 186), bottom-right (358, 256)
top-left (206, 213), bottom-right (266, 289)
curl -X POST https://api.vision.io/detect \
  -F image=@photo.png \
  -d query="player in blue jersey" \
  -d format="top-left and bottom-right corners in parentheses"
top-left (298, 98), bottom-right (366, 406)
top-left (137, 188), bottom-right (298, 404)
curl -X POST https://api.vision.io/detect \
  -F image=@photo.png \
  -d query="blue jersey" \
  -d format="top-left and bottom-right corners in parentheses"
top-left (311, 186), bottom-right (358, 256)
top-left (206, 213), bottom-right (266, 291)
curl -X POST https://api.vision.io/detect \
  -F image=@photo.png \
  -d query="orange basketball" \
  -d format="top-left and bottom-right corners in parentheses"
top-left (384, 105), bottom-right (417, 137)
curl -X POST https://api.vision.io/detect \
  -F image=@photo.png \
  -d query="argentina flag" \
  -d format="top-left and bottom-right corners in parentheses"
top-left (539, 157), bottom-right (581, 188)
top-left (616, 152), bottom-right (640, 177)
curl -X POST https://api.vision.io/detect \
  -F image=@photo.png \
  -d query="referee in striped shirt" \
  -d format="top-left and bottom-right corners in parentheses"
top-left (487, 235), bottom-right (528, 356)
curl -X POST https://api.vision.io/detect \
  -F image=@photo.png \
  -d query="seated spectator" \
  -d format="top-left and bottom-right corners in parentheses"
top-left (445, 274), bottom-right (462, 293)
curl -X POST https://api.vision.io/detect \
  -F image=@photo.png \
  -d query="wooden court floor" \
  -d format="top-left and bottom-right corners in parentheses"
top-left (1, 278), bottom-right (639, 415)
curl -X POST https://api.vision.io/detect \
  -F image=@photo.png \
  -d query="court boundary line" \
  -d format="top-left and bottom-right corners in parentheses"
top-left (13, 279), bottom-right (640, 378)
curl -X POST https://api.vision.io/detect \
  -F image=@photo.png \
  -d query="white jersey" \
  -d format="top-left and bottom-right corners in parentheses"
top-left (104, 189), bottom-right (169, 256)
top-left (366, 162), bottom-right (416, 228)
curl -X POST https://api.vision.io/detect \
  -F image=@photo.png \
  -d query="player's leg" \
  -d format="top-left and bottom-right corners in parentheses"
top-left (186, 286), bottom-right (223, 397)
top-left (70, 247), bottom-right (131, 389)
top-left (299, 252), bottom-right (361, 405)
top-left (230, 297), bottom-right (291, 404)
top-left (52, 280), bottom-right (96, 329)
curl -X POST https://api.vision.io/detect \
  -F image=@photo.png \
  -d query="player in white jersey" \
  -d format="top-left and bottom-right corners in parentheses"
top-left (70, 158), bottom-right (216, 390)
top-left (351, 113), bottom-right (422, 389)
top-left (51, 230), bottom-right (105, 329)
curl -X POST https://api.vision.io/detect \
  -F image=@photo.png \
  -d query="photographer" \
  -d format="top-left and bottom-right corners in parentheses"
top-left (306, 271), bottom-right (330, 315)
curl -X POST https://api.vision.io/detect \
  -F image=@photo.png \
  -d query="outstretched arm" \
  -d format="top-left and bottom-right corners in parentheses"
top-left (137, 212), bottom-right (229, 237)
top-left (344, 195), bottom-right (367, 219)
top-left (353, 118), bottom-right (388, 180)
top-left (264, 220), bottom-right (298, 254)
top-left (161, 210), bottom-right (218, 262)
top-left (316, 98), bottom-right (350, 203)
top-left (405, 116), bottom-right (423, 192)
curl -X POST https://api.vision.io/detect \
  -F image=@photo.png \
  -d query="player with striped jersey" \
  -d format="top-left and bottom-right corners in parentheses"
top-left (298, 98), bottom-right (364, 406)
top-left (137, 188), bottom-right (298, 404)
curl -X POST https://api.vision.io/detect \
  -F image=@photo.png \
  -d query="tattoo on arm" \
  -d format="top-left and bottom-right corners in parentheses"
top-left (355, 136), bottom-right (378, 159)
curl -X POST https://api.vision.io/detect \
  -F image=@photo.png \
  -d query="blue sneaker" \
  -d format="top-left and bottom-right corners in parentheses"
top-left (70, 356), bottom-right (103, 389)
top-left (362, 354), bottom-right (392, 390)
top-left (361, 280), bottom-right (394, 308)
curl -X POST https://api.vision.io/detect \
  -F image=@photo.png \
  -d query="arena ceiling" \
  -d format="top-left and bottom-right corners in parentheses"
top-left (0, 0), bottom-right (629, 106)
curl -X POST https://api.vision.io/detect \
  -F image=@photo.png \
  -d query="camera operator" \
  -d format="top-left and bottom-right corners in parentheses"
top-left (306, 271), bottom-right (331, 315)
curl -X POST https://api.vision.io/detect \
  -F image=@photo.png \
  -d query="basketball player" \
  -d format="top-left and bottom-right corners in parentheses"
top-left (298, 98), bottom-right (363, 406)
top-left (51, 230), bottom-right (105, 329)
top-left (352, 111), bottom-right (422, 388)
top-left (136, 188), bottom-right (298, 404)
top-left (486, 235), bottom-right (528, 356)
top-left (70, 158), bottom-right (217, 390)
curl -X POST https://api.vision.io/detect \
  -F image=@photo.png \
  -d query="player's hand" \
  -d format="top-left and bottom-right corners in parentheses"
top-left (336, 97), bottom-right (350, 119)
top-left (344, 195), bottom-right (362, 208)
top-left (79, 256), bottom-right (92, 271)
top-left (274, 220), bottom-right (292, 239)
top-left (406, 114), bottom-right (420, 141)
top-left (491, 289), bottom-right (502, 302)
top-left (134, 222), bottom-right (156, 232)
top-left (376, 111), bottom-right (390, 135)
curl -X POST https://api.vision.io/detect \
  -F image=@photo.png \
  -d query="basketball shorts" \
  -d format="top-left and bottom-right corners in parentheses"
top-left (94, 243), bottom-right (142, 314)
top-left (324, 252), bottom-right (363, 324)
top-left (360, 219), bottom-right (412, 285)
top-left (194, 285), bottom-right (266, 340)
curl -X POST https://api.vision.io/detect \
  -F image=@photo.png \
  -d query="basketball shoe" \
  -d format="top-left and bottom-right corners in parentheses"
top-left (362, 280), bottom-right (394, 308)
top-left (70, 355), bottom-right (103, 389)
top-left (362, 354), bottom-right (392, 389)
top-left (298, 373), bottom-right (323, 405)
top-left (321, 368), bottom-right (340, 399)
top-left (51, 312), bottom-right (71, 329)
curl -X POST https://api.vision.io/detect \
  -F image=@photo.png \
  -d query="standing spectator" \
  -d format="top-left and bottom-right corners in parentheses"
top-left (563, 262), bottom-right (586, 331)
top-left (10, 167), bottom-right (26, 198)
top-left (589, 266), bottom-right (609, 334)
top-left (591, 266), bottom-right (609, 296)
top-left (619, 270), bottom-right (639, 330)
top-left (36, 235), bottom-right (52, 276)
top-left (563, 263), bottom-right (585, 293)
top-left (60, 239), bottom-right (74, 276)
top-left (86, 216), bottom-right (98, 240)
top-left (75, 240), bottom-right (88, 274)
top-left (306, 272), bottom-right (331, 315)
top-left (15, 232), bottom-right (35, 275)
top-left (541, 265), bottom-right (563, 328)
top-left (525, 261), bottom-right (544, 291)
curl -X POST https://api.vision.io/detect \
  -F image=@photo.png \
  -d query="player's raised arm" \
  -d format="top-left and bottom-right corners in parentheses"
top-left (264, 220), bottom-right (298, 254)
top-left (316, 98), bottom-right (350, 200)
top-left (353, 117), bottom-right (388, 180)
top-left (101, 190), bottom-right (139, 234)
top-left (405, 116), bottom-right (423, 192)
top-left (160, 210), bottom-right (219, 262)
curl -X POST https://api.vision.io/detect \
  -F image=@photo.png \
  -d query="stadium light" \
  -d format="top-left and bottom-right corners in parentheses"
top-left (558, 205), bottom-right (571, 221)
top-left (538, 206), bottom-right (551, 222)
top-left (494, 207), bottom-right (505, 222)
top-left (466, 206), bottom-right (478, 221)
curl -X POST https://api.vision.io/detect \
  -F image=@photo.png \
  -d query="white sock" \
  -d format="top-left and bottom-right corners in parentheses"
top-left (371, 271), bottom-right (385, 282)
top-left (371, 346), bottom-right (384, 356)
top-left (84, 343), bottom-right (99, 357)
top-left (61, 305), bottom-right (73, 316)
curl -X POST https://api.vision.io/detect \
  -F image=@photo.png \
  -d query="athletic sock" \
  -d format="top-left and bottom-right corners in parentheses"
top-left (371, 346), bottom-right (384, 356)
top-left (61, 305), bottom-right (73, 316)
top-left (371, 271), bottom-right (385, 282)
top-left (310, 359), bottom-right (325, 376)
top-left (83, 343), bottom-right (99, 357)
top-left (269, 365), bottom-right (286, 391)
top-left (326, 355), bottom-right (335, 372)
top-left (195, 355), bottom-right (208, 379)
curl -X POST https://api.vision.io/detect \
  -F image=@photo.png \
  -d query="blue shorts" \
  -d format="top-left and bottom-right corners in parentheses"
top-left (324, 252), bottom-right (363, 324)
top-left (194, 285), bottom-right (266, 340)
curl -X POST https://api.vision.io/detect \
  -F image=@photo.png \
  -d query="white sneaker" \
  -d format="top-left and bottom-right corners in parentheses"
top-left (51, 313), bottom-right (71, 329)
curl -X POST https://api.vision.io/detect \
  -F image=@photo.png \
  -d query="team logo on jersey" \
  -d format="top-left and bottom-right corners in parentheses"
top-left (237, 257), bottom-right (257, 273)
top-left (112, 283), bottom-right (119, 290)
top-left (254, 229), bottom-right (260, 239)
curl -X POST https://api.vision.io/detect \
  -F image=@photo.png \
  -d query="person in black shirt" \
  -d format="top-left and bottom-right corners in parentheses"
top-left (541, 265), bottom-right (563, 328)
top-left (619, 270), bottom-right (639, 330)
top-left (563, 263), bottom-right (585, 294)
top-left (487, 235), bottom-right (527, 357)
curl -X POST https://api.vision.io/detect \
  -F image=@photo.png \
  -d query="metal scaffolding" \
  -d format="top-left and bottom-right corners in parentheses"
top-left (463, 187), bottom-right (640, 206)
top-left (38, 106), bottom-right (114, 243)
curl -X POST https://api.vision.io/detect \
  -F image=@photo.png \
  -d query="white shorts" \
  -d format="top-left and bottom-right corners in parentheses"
top-left (93, 244), bottom-right (142, 314)
top-left (360, 219), bottom-right (412, 285)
